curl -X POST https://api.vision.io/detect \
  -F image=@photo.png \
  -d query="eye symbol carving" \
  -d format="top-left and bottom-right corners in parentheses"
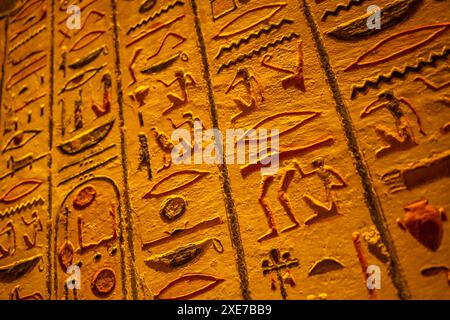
top-left (2, 130), bottom-right (41, 153)
top-left (143, 170), bottom-right (211, 198)
top-left (0, 179), bottom-right (43, 203)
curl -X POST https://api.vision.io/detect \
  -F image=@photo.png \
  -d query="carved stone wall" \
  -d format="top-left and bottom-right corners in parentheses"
top-left (0, 0), bottom-right (449, 300)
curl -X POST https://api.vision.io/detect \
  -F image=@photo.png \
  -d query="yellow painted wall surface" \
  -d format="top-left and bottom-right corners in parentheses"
top-left (0, 0), bottom-right (449, 300)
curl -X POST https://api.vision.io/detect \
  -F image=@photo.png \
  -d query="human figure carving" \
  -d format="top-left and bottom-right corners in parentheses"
top-left (294, 157), bottom-right (347, 225)
top-left (138, 133), bottom-right (152, 180)
top-left (226, 67), bottom-right (264, 123)
top-left (22, 211), bottom-right (43, 249)
top-left (92, 73), bottom-right (112, 117)
top-left (151, 127), bottom-right (175, 173)
top-left (0, 221), bottom-right (16, 258)
top-left (168, 112), bottom-right (206, 150)
top-left (278, 169), bottom-right (300, 232)
top-left (360, 90), bottom-right (426, 157)
top-left (158, 69), bottom-right (196, 115)
top-left (257, 168), bottom-right (300, 242)
top-left (256, 157), bottom-right (347, 240)
top-left (168, 111), bottom-right (204, 130)
top-left (258, 175), bottom-right (277, 242)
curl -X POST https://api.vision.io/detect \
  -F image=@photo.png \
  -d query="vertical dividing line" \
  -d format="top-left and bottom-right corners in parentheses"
top-left (0, 17), bottom-right (9, 126)
top-left (110, 0), bottom-right (138, 300)
top-left (300, 0), bottom-right (410, 299)
top-left (47, 0), bottom-right (55, 300)
top-left (52, 199), bottom-right (58, 296)
top-left (190, 0), bottom-right (251, 300)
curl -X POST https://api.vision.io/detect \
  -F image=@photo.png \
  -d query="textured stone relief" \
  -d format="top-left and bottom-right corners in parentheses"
top-left (311, 0), bottom-right (449, 298)
top-left (0, 0), bottom-right (448, 300)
